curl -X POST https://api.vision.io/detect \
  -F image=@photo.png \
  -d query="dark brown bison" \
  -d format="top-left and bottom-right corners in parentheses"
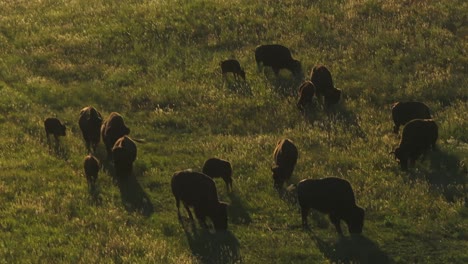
top-left (84, 154), bottom-right (100, 186)
top-left (272, 139), bottom-right (298, 189)
top-left (393, 119), bottom-right (438, 170)
top-left (220, 59), bottom-right (246, 80)
top-left (297, 81), bottom-right (316, 112)
top-left (101, 112), bottom-right (130, 159)
top-left (297, 177), bottom-right (365, 235)
top-left (112, 136), bottom-right (137, 177)
top-left (78, 106), bottom-right (103, 153)
top-left (171, 170), bottom-right (228, 231)
top-left (255, 44), bottom-right (302, 77)
top-left (391, 101), bottom-right (432, 134)
top-left (324, 87), bottom-right (342, 106)
top-left (310, 65), bottom-right (334, 98)
top-left (202, 158), bottom-right (233, 191)
top-left (44, 117), bottom-right (66, 143)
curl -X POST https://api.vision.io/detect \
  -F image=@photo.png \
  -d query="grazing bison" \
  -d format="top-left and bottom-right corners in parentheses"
top-left (112, 136), bottom-right (137, 177)
top-left (297, 177), bottom-right (365, 235)
top-left (202, 157), bottom-right (233, 191)
top-left (297, 81), bottom-right (316, 112)
top-left (324, 87), bottom-right (342, 106)
top-left (310, 65), bottom-right (334, 98)
top-left (84, 154), bottom-right (100, 186)
top-left (44, 117), bottom-right (66, 143)
top-left (272, 139), bottom-right (298, 189)
top-left (171, 170), bottom-right (228, 231)
top-left (255, 44), bottom-right (302, 77)
top-left (101, 112), bottom-right (130, 159)
top-left (391, 101), bottom-right (431, 134)
top-left (220, 59), bottom-right (246, 81)
top-left (78, 106), bottom-right (103, 153)
top-left (393, 119), bottom-right (438, 170)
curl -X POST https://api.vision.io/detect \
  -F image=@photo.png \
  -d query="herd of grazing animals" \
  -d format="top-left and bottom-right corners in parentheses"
top-left (42, 44), bottom-right (440, 236)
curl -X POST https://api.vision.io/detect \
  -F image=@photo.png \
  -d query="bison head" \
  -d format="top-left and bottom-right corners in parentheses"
top-left (212, 202), bottom-right (228, 231)
top-left (347, 206), bottom-right (365, 234)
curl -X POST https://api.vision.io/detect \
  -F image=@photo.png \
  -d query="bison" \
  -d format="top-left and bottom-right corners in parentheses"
top-left (297, 177), bottom-right (365, 235)
top-left (272, 139), bottom-right (298, 189)
top-left (393, 119), bottom-right (438, 170)
top-left (391, 101), bottom-right (432, 134)
top-left (44, 117), bottom-right (66, 143)
top-left (220, 59), bottom-right (246, 81)
top-left (297, 81), bottom-right (316, 112)
top-left (171, 170), bottom-right (228, 231)
top-left (255, 44), bottom-right (302, 77)
top-left (112, 136), bottom-right (137, 177)
top-left (101, 112), bottom-right (130, 160)
top-left (310, 65), bottom-right (334, 98)
top-left (78, 106), bottom-right (103, 153)
top-left (202, 157), bottom-right (233, 192)
top-left (84, 154), bottom-right (100, 186)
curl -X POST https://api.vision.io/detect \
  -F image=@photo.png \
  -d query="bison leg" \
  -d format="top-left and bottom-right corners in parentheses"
top-left (393, 124), bottom-right (400, 134)
top-left (329, 214), bottom-right (343, 235)
top-left (183, 203), bottom-right (194, 220)
top-left (301, 207), bottom-right (310, 229)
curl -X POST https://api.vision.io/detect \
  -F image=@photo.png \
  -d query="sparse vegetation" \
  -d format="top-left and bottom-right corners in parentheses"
top-left (0, 0), bottom-right (467, 263)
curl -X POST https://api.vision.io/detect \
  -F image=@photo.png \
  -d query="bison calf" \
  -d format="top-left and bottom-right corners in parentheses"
top-left (84, 154), bottom-right (100, 186)
top-left (297, 177), bottom-right (365, 235)
top-left (220, 59), bottom-right (246, 81)
top-left (44, 117), bottom-right (66, 143)
top-left (171, 170), bottom-right (228, 231)
top-left (272, 139), bottom-right (298, 189)
top-left (393, 119), bottom-right (438, 170)
top-left (79, 106), bottom-right (103, 153)
top-left (391, 101), bottom-right (431, 134)
top-left (202, 157), bottom-right (233, 192)
top-left (297, 81), bottom-right (316, 112)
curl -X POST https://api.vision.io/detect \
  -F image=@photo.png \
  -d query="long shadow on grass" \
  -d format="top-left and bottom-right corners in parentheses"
top-left (312, 234), bottom-right (392, 264)
top-left (227, 192), bottom-right (252, 225)
top-left (107, 166), bottom-right (154, 217)
top-left (183, 226), bottom-right (242, 264)
top-left (326, 103), bottom-right (367, 140)
top-left (413, 150), bottom-right (467, 203)
top-left (263, 69), bottom-right (304, 97)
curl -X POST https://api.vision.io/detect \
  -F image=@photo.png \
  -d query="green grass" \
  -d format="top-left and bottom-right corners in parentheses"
top-left (0, 0), bottom-right (467, 263)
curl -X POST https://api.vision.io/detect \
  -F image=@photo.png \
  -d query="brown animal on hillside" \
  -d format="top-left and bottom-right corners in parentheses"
top-left (272, 139), bottom-right (298, 189)
top-left (44, 117), bottom-right (66, 143)
top-left (78, 106), bottom-right (103, 153)
top-left (310, 65), bottom-right (334, 98)
top-left (391, 101), bottom-right (432, 134)
top-left (297, 81), bottom-right (316, 112)
top-left (393, 119), bottom-right (438, 170)
top-left (112, 136), bottom-right (137, 177)
top-left (202, 157), bottom-right (233, 191)
top-left (101, 112), bottom-right (130, 160)
top-left (255, 44), bottom-right (302, 77)
top-left (171, 170), bottom-right (228, 231)
top-left (220, 59), bottom-right (246, 81)
top-left (84, 154), bottom-right (100, 186)
top-left (297, 177), bottom-right (365, 235)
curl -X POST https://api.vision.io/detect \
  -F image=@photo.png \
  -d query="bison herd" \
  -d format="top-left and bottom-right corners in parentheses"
top-left (42, 44), bottom-right (440, 236)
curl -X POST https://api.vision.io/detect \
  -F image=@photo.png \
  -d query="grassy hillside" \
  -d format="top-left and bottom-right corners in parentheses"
top-left (0, 0), bottom-right (467, 263)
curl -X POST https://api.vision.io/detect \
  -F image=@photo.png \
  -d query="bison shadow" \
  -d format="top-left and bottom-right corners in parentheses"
top-left (312, 234), bottom-right (392, 264)
top-left (183, 227), bottom-right (242, 264)
top-left (227, 192), bottom-right (252, 225)
top-left (111, 170), bottom-right (154, 217)
top-left (47, 141), bottom-right (71, 161)
top-left (88, 182), bottom-right (103, 206)
top-left (326, 102), bottom-right (367, 140)
top-left (411, 149), bottom-right (467, 203)
top-left (263, 69), bottom-right (304, 97)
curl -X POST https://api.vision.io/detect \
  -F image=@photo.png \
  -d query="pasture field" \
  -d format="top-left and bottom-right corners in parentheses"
top-left (0, 0), bottom-right (467, 263)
